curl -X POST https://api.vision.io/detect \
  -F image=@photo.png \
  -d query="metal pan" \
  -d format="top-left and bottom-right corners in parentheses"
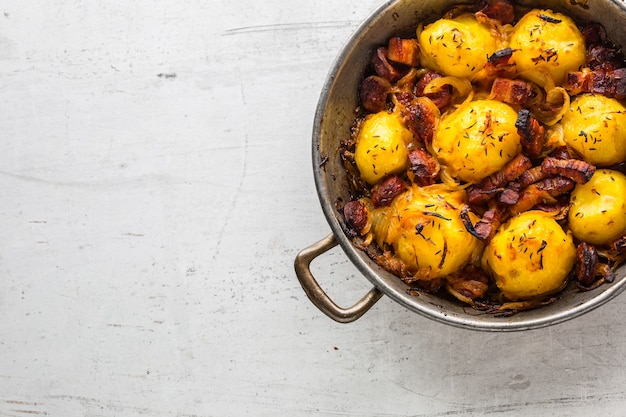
top-left (295, 0), bottom-right (626, 331)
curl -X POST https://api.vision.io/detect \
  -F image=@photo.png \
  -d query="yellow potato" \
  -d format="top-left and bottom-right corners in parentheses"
top-left (432, 99), bottom-right (521, 183)
top-left (483, 211), bottom-right (576, 301)
top-left (510, 9), bottom-right (586, 86)
top-left (561, 93), bottom-right (626, 166)
top-left (354, 111), bottom-right (411, 184)
top-left (370, 184), bottom-right (482, 280)
top-left (569, 169), bottom-right (626, 246)
top-left (418, 13), bottom-right (498, 79)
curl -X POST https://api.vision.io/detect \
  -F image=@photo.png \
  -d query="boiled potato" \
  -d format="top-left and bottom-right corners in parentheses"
top-left (370, 184), bottom-right (481, 280)
top-left (561, 93), bottom-right (626, 166)
top-left (432, 99), bottom-right (521, 183)
top-left (354, 111), bottom-right (411, 184)
top-left (509, 9), bottom-right (586, 86)
top-left (483, 211), bottom-right (576, 301)
top-left (418, 13), bottom-right (498, 79)
top-left (569, 169), bottom-right (626, 246)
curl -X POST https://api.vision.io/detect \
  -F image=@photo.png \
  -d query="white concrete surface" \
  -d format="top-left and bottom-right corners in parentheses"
top-left (1, 1), bottom-right (626, 416)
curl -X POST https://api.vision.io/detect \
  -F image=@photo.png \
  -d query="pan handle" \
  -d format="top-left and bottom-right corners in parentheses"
top-left (295, 234), bottom-right (384, 323)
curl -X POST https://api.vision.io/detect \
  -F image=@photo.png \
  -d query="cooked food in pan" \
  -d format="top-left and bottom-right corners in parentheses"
top-left (340, 0), bottom-right (626, 313)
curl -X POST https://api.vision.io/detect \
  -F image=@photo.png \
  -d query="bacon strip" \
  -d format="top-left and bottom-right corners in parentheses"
top-left (575, 242), bottom-right (617, 290)
top-left (343, 200), bottom-right (368, 237)
top-left (467, 154), bottom-right (532, 204)
top-left (483, 155), bottom-right (530, 189)
top-left (587, 45), bottom-right (625, 72)
top-left (401, 97), bottom-right (438, 143)
top-left (460, 203), bottom-right (506, 242)
top-left (408, 148), bottom-right (440, 186)
top-left (371, 175), bottom-right (406, 208)
top-left (549, 146), bottom-right (572, 160)
top-left (489, 78), bottom-right (533, 105)
top-left (415, 72), bottom-right (452, 109)
top-left (575, 242), bottom-right (598, 287)
top-left (475, 204), bottom-right (506, 241)
top-left (509, 177), bottom-right (575, 215)
top-left (483, 48), bottom-right (515, 77)
top-left (387, 37), bottom-right (420, 67)
top-left (498, 188), bottom-right (520, 205)
top-left (518, 166), bottom-right (547, 188)
top-left (566, 68), bottom-right (626, 99)
top-left (372, 47), bottom-right (405, 82)
top-left (515, 109), bottom-right (545, 159)
top-left (540, 157), bottom-right (596, 184)
top-left (360, 76), bottom-right (391, 113)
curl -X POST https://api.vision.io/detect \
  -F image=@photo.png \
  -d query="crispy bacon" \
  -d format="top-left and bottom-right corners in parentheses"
top-left (565, 68), bottom-right (626, 99)
top-left (515, 109), bottom-right (545, 158)
top-left (565, 69), bottom-right (592, 94)
top-left (587, 45), bottom-right (625, 72)
top-left (509, 177), bottom-right (575, 215)
top-left (489, 78), bottom-right (533, 104)
top-left (537, 176), bottom-right (577, 193)
top-left (576, 242), bottom-right (616, 290)
top-left (387, 37), bottom-right (420, 67)
top-left (483, 154), bottom-right (532, 189)
top-left (343, 200), bottom-right (368, 237)
top-left (475, 204), bottom-right (506, 241)
top-left (408, 148), bottom-right (440, 186)
top-left (518, 166), bottom-right (547, 188)
top-left (371, 175), bottom-right (407, 208)
top-left (372, 47), bottom-right (405, 82)
top-left (540, 157), bottom-right (596, 184)
top-left (488, 48), bottom-right (514, 66)
top-left (549, 146), bottom-right (572, 160)
top-left (476, 0), bottom-right (515, 24)
top-left (498, 188), bottom-right (520, 205)
top-left (393, 91), bottom-right (414, 108)
top-left (415, 72), bottom-right (453, 109)
top-left (467, 154), bottom-right (532, 204)
top-left (467, 185), bottom-right (498, 205)
top-left (575, 242), bottom-right (598, 287)
top-left (483, 48), bottom-right (515, 78)
top-left (460, 203), bottom-right (506, 242)
top-left (360, 75), bottom-right (391, 113)
top-left (401, 98), bottom-right (438, 143)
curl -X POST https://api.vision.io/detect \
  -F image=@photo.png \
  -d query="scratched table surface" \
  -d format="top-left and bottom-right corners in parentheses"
top-left (1, 1), bottom-right (626, 416)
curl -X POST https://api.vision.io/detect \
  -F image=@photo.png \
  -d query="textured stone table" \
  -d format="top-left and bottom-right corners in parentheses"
top-left (1, 1), bottom-right (626, 416)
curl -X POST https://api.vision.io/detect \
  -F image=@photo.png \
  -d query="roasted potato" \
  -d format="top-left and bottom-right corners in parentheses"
top-left (568, 169), bottom-right (626, 246)
top-left (561, 93), bottom-right (626, 166)
top-left (482, 211), bottom-right (576, 301)
top-left (354, 111), bottom-right (411, 184)
top-left (418, 13), bottom-right (498, 79)
top-left (432, 99), bottom-right (521, 183)
top-left (370, 184), bottom-right (482, 280)
top-left (509, 9), bottom-right (586, 86)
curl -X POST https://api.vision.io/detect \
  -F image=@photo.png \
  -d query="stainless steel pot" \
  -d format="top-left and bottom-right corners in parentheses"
top-left (295, 0), bottom-right (626, 331)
